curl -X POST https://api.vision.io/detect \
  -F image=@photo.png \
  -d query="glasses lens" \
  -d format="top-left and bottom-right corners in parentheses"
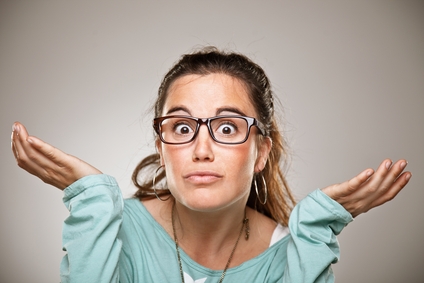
top-left (211, 117), bottom-right (248, 143)
top-left (160, 117), bottom-right (197, 143)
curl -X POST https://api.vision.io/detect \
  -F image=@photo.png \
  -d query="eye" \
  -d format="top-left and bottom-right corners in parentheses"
top-left (173, 121), bottom-right (195, 135)
top-left (216, 122), bottom-right (238, 135)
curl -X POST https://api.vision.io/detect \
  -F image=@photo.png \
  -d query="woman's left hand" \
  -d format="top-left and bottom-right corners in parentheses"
top-left (321, 159), bottom-right (411, 218)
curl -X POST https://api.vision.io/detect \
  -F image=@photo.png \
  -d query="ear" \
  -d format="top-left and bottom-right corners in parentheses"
top-left (155, 138), bottom-right (165, 166)
top-left (254, 137), bottom-right (272, 173)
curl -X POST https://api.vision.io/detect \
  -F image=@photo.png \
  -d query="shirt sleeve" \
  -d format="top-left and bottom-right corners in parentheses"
top-left (60, 174), bottom-right (124, 283)
top-left (283, 189), bottom-right (353, 282)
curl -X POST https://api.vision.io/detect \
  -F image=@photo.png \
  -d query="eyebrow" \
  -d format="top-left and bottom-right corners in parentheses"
top-left (165, 106), bottom-right (192, 116)
top-left (216, 107), bottom-right (247, 117)
top-left (165, 106), bottom-right (248, 117)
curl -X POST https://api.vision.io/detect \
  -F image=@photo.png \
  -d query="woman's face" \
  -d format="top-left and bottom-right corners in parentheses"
top-left (157, 73), bottom-right (270, 212)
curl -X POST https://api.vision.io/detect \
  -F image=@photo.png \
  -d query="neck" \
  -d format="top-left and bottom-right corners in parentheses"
top-left (171, 200), bottom-right (249, 269)
top-left (175, 200), bottom-right (245, 236)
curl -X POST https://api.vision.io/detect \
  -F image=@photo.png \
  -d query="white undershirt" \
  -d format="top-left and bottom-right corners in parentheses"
top-left (269, 224), bottom-right (290, 247)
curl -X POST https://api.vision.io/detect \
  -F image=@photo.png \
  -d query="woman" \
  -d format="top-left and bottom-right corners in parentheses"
top-left (11, 47), bottom-right (411, 282)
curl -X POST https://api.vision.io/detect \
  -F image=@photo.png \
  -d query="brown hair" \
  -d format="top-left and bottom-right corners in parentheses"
top-left (132, 47), bottom-right (296, 226)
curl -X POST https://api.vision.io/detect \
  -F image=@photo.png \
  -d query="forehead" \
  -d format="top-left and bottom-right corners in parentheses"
top-left (163, 73), bottom-right (257, 117)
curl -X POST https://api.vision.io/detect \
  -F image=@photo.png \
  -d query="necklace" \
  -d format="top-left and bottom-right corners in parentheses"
top-left (171, 203), bottom-right (250, 283)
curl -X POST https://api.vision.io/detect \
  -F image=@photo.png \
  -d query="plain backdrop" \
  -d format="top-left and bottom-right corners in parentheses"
top-left (1, 1), bottom-right (423, 282)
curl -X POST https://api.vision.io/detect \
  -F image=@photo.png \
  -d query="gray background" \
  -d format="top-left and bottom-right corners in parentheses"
top-left (1, 1), bottom-right (423, 282)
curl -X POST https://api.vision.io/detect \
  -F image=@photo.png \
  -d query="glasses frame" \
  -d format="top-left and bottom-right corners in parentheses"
top-left (153, 115), bottom-right (267, 145)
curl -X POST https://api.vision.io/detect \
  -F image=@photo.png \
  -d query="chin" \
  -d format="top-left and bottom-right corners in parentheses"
top-left (178, 190), bottom-right (246, 213)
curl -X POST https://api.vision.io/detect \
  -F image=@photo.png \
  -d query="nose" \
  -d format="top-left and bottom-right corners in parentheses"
top-left (192, 124), bottom-right (214, 162)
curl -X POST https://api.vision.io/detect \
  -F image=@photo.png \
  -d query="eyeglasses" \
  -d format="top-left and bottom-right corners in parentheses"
top-left (153, 115), bottom-right (267, 145)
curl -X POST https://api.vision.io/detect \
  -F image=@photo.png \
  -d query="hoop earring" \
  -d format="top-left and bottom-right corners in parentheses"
top-left (254, 175), bottom-right (267, 205)
top-left (153, 165), bottom-right (171, 201)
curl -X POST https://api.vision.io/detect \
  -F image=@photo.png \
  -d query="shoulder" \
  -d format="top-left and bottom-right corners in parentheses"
top-left (138, 197), bottom-right (174, 235)
top-left (119, 198), bottom-right (174, 245)
top-left (248, 207), bottom-right (278, 239)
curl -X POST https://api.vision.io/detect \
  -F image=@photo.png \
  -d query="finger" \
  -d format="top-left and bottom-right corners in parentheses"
top-left (12, 123), bottom-right (30, 166)
top-left (11, 130), bottom-right (19, 160)
top-left (24, 136), bottom-right (103, 187)
top-left (352, 159), bottom-right (392, 197)
top-left (12, 123), bottom-right (102, 190)
top-left (338, 169), bottom-right (374, 198)
top-left (15, 145), bottom-right (70, 189)
top-left (26, 135), bottom-right (67, 166)
top-left (322, 168), bottom-right (374, 200)
top-left (369, 171), bottom-right (412, 209)
top-left (345, 169), bottom-right (374, 195)
top-left (12, 123), bottom-right (37, 168)
top-left (364, 159), bottom-right (407, 198)
top-left (12, 123), bottom-right (62, 180)
top-left (12, 133), bottom-right (50, 178)
top-left (11, 125), bottom-right (16, 154)
top-left (12, 122), bottom-right (67, 168)
top-left (379, 159), bottom-right (408, 190)
top-left (12, 122), bottom-right (31, 153)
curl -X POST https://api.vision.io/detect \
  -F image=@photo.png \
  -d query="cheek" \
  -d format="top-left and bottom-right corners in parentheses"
top-left (160, 146), bottom-right (188, 187)
top-left (160, 142), bottom-right (180, 160)
top-left (226, 145), bottom-right (258, 178)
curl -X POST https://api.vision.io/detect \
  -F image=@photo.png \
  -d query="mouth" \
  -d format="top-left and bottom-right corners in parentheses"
top-left (183, 171), bottom-right (223, 184)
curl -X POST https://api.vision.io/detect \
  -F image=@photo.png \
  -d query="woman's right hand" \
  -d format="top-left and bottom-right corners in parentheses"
top-left (11, 122), bottom-right (102, 190)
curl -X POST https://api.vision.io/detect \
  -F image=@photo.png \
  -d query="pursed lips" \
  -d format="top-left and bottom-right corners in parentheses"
top-left (183, 171), bottom-right (223, 184)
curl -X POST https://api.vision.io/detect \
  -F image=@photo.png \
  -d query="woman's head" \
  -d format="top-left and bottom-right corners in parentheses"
top-left (154, 72), bottom-right (271, 212)
top-left (133, 47), bottom-right (295, 225)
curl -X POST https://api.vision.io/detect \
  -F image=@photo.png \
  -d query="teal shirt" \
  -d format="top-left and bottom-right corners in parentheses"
top-left (61, 174), bottom-right (353, 282)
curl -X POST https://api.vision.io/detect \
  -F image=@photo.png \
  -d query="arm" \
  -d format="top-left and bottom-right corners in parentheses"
top-left (283, 159), bottom-right (411, 282)
top-left (284, 189), bottom-right (352, 282)
top-left (11, 122), bottom-right (123, 282)
top-left (61, 174), bottom-right (123, 283)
